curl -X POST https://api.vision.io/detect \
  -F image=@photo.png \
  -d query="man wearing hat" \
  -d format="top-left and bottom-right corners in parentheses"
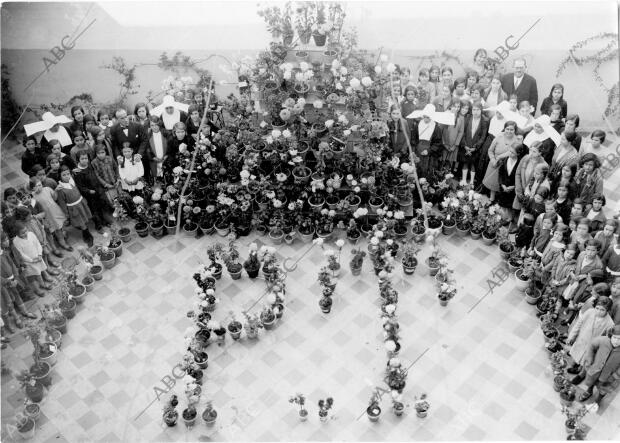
top-left (572, 324), bottom-right (620, 403)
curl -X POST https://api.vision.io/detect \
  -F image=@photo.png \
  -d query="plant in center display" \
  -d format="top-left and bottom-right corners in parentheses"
top-left (289, 393), bottom-right (309, 421)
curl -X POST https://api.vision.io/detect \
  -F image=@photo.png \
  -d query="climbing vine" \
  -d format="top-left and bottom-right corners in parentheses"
top-left (556, 32), bottom-right (619, 118)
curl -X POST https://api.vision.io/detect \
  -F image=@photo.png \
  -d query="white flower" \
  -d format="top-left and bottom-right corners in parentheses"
top-left (266, 293), bottom-right (277, 305)
top-left (345, 86), bottom-right (353, 94)
top-left (320, 208), bottom-right (329, 215)
top-left (394, 211), bottom-right (404, 220)
top-left (240, 169), bottom-right (250, 179)
top-left (386, 211), bottom-right (393, 218)
top-left (331, 59), bottom-right (341, 69)
top-left (380, 54), bottom-right (389, 62)
top-left (132, 196), bottom-right (144, 205)
top-left (325, 119), bottom-right (334, 128)
top-left (361, 76), bottom-right (373, 87)
top-left (340, 66), bottom-right (348, 76)
top-left (375, 230), bottom-right (384, 239)
top-left (297, 97), bottom-right (306, 106)
top-left (313, 100), bottom-right (324, 109)
top-left (206, 288), bottom-right (215, 296)
top-left (370, 237), bottom-right (379, 245)
top-left (349, 78), bottom-right (360, 89)
top-left (354, 186), bottom-right (360, 193)
top-left (271, 129), bottom-right (282, 138)
top-left (282, 129), bottom-right (292, 138)
top-left (283, 71), bottom-right (291, 80)
top-left (335, 82), bottom-right (343, 90)
top-left (456, 190), bottom-right (465, 199)
top-left (328, 210), bottom-right (336, 217)
top-left (335, 239), bottom-right (345, 248)
top-left (324, 249), bottom-right (335, 257)
top-left (249, 242), bottom-right (258, 251)
top-left (385, 340), bottom-right (396, 351)
top-left (343, 129), bottom-right (351, 136)
top-left (260, 120), bottom-right (267, 128)
top-left (266, 136), bottom-right (274, 144)
top-left (375, 66), bottom-right (382, 74)
top-left (376, 208), bottom-right (385, 216)
top-left (386, 239), bottom-right (393, 245)
top-left (386, 63), bottom-right (396, 73)
top-left (385, 304), bottom-right (396, 314)
top-left (313, 238), bottom-right (324, 246)
top-left (299, 62), bottom-right (309, 72)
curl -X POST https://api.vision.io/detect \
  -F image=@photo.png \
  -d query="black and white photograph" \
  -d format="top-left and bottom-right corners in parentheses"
top-left (1, 1), bottom-right (619, 441)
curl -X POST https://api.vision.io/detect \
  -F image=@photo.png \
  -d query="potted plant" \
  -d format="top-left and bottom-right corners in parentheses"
top-left (289, 393), bottom-right (309, 422)
top-left (227, 312), bottom-right (243, 340)
top-left (206, 243), bottom-right (223, 280)
top-left (522, 255), bottom-right (541, 304)
top-left (243, 311), bottom-right (263, 339)
top-left (414, 393), bottom-right (430, 418)
top-left (23, 400), bottom-right (41, 422)
top-left (221, 235), bottom-right (243, 280)
top-left (78, 247), bottom-right (103, 281)
top-left (260, 305), bottom-right (277, 330)
top-left (425, 232), bottom-right (442, 276)
top-left (319, 294), bottom-right (333, 314)
top-left (366, 393), bottom-right (382, 422)
top-left (243, 243), bottom-right (260, 278)
top-left (297, 216), bottom-right (315, 243)
top-left (317, 397), bottom-right (334, 422)
top-left (294, 2), bottom-right (315, 45)
top-left (15, 414), bottom-right (36, 440)
top-left (349, 248), bottom-right (366, 276)
top-left (391, 391), bottom-right (405, 417)
top-left (482, 204), bottom-right (503, 245)
top-left (40, 303), bottom-right (66, 335)
top-left (437, 282), bottom-right (457, 306)
top-left (55, 275), bottom-right (77, 320)
top-left (311, 3), bottom-right (329, 46)
top-left (112, 197), bottom-right (131, 243)
top-left (97, 242), bottom-right (116, 270)
top-left (497, 226), bottom-right (515, 259)
top-left (560, 384), bottom-right (576, 407)
top-left (162, 394), bottom-right (179, 427)
top-left (16, 370), bottom-right (44, 403)
top-left (202, 401), bottom-right (218, 427)
top-left (401, 242), bottom-right (420, 275)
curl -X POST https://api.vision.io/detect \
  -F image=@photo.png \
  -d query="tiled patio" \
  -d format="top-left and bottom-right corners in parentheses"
top-left (1, 138), bottom-right (619, 441)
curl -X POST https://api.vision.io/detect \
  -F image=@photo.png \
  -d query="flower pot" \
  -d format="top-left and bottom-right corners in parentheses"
top-left (292, 166), bottom-right (311, 184)
top-left (319, 296), bottom-right (332, 313)
top-left (308, 196), bottom-right (325, 212)
top-left (182, 408), bottom-right (197, 428)
top-left (89, 265), bottom-right (103, 281)
top-left (163, 410), bottom-right (178, 427)
top-left (70, 283), bottom-right (87, 304)
top-left (298, 229), bottom-right (315, 243)
top-left (262, 316), bottom-right (276, 330)
top-left (345, 195), bottom-right (361, 212)
top-left (99, 250), bottom-right (116, 269)
top-left (165, 221), bottom-right (177, 235)
top-left (507, 259), bottom-right (522, 274)
top-left (200, 222), bottom-right (215, 236)
top-left (17, 418), bottom-right (35, 439)
top-left (269, 230), bottom-right (284, 245)
top-left (456, 224), bottom-right (470, 238)
top-left (481, 232), bottom-right (496, 246)
top-left (399, 198), bottom-right (413, 213)
top-left (244, 265), bottom-right (259, 279)
top-left (299, 409), bottom-right (309, 422)
top-left (30, 361), bottom-right (52, 387)
top-left (426, 258), bottom-right (440, 277)
top-left (25, 403), bottom-right (41, 422)
top-left (442, 220), bottom-right (456, 235)
top-left (45, 328), bottom-right (62, 349)
top-left (82, 276), bottom-right (95, 292)
top-left (194, 351), bottom-right (209, 369)
top-left (323, 49), bottom-right (337, 63)
top-left (39, 342), bottom-right (58, 367)
top-left (118, 227), bottom-right (131, 243)
top-left (565, 420), bottom-right (577, 435)
top-left (350, 265), bottom-right (362, 276)
top-left (202, 408), bottom-right (218, 426)
top-left (59, 298), bottom-right (77, 320)
top-left (135, 221), bottom-right (149, 237)
top-left (515, 269), bottom-right (530, 292)
top-left (393, 403), bottom-right (404, 417)
top-left (402, 257), bottom-right (418, 275)
top-left (316, 229), bottom-right (333, 241)
top-left (150, 221), bottom-right (164, 238)
top-left (109, 239), bottom-right (122, 258)
top-left (195, 329), bottom-right (211, 347)
top-left (470, 229), bottom-right (482, 240)
top-left (215, 224), bottom-right (229, 237)
top-left (228, 322), bottom-right (243, 340)
top-left (416, 410), bottom-right (428, 418)
top-left (312, 32), bottom-right (326, 46)
top-left (183, 222), bottom-right (198, 237)
top-left (331, 265), bottom-right (341, 278)
top-left (439, 299), bottom-right (449, 307)
top-left (275, 303), bottom-right (284, 319)
top-left (499, 242), bottom-right (515, 260)
top-left (228, 264), bottom-right (243, 280)
top-left (525, 287), bottom-right (542, 305)
top-left (367, 406), bottom-right (381, 422)
top-left (412, 228), bottom-right (426, 243)
top-left (284, 234), bottom-right (295, 245)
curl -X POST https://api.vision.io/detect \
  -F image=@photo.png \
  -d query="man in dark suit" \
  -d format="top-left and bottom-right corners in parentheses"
top-left (110, 108), bottom-right (150, 182)
top-left (501, 58), bottom-right (538, 114)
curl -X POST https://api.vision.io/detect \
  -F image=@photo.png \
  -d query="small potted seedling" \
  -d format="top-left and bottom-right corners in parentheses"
top-left (289, 393), bottom-right (308, 422)
top-left (317, 397), bottom-right (334, 422)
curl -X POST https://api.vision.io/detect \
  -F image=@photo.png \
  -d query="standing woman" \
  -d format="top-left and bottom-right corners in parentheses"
top-left (482, 120), bottom-right (518, 202)
top-left (514, 141), bottom-right (548, 219)
top-left (387, 105), bottom-right (413, 160)
top-left (432, 84), bottom-right (453, 112)
top-left (471, 48), bottom-right (488, 78)
top-left (459, 100), bottom-right (488, 186)
top-left (147, 115), bottom-right (168, 184)
top-left (497, 143), bottom-right (522, 219)
top-left (185, 104), bottom-right (204, 151)
top-left (28, 177), bottom-right (73, 251)
top-left (21, 136), bottom-right (48, 176)
top-left (55, 166), bottom-right (94, 247)
top-left (67, 106), bottom-right (86, 141)
top-left (133, 102), bottom-right (150, 128)
top-left (575, 153), bottom-right (604, 208)
top-left (428, 65), bottom-right (441, 96)
top-left (441, 99), bottom-right (464, 173)
top-left (540, 83), bottom-right (568, 120)
top-left (483, 74), bottom-right (508, 117)
top-left (440, 66), bottom-right (454, 93)
top-left (549, 131), bottom-right (580, 181)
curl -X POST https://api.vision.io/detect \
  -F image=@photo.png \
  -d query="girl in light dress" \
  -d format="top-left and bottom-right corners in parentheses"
top-left (28, 177), bottom-right (73, 252)
top-left (118, 144), bottom-right (145, 195)
top-left (11, 222), bottom-right (54, 294)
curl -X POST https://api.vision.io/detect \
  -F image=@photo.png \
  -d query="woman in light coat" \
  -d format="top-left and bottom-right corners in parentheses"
top-left (567, 296), bottom-right (614, 372)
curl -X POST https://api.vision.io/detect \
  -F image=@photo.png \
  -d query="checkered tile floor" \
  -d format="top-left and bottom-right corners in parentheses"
top-left (2, 140), bottom-right (620, 441)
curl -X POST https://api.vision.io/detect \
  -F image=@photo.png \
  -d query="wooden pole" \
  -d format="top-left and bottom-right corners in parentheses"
top-left (388, 69), bottom-right (429, 230)
top-left (175, 78), bottom-right (214, 235)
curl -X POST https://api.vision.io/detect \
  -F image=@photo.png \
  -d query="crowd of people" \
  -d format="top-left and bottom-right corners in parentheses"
top-left (1, 50), bottom-right (619, 405)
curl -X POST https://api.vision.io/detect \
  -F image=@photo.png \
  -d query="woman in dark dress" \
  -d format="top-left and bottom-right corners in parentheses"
top-left (458, 100), bottom-right (488, 186)
top-left (497, 144), bottom-right (524, 216)
top-left (21, 136), bottom-right (49, 176)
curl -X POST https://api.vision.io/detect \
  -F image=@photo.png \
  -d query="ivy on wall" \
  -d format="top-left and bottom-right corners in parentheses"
top-left (556, 32), bottom-right (619, 123)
